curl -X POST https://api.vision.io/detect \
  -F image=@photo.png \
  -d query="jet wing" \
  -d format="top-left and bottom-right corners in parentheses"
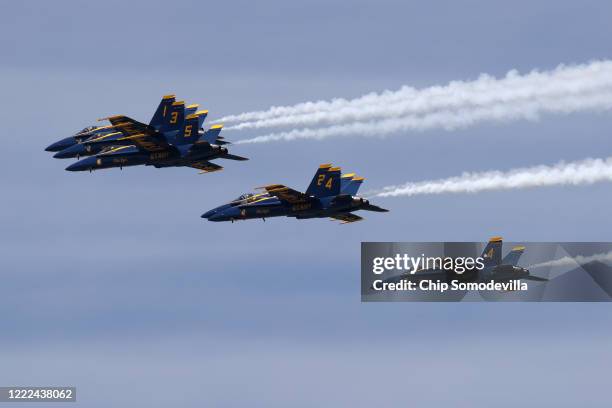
top-left (100, 115), bottom-right (168, 151)
top-left (188, 161), bottom-right (224, 174)
top-left (99, 115), bottom-right (152, 136)
top-left (260, 184), bottom-right (311, 204)
top-left (114, 133), bottom-right (170, 152)
top-left (330, 213), bottom-right (364, 224)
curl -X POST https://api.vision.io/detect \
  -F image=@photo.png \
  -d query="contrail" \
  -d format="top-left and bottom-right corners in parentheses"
top-left (222, 60), bottom-right (612, 144)
top-left (530, 251), bottom-right (612, 269)
top-left (369, 157), bottom-right (612, 198)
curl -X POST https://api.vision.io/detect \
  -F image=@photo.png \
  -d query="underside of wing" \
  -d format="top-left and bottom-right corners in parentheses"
top-left (260, 184), bottom-right (310, 204)
top-left (330, 213), bottom-right (364, 224)
top-left (188, 161), bottom-right (224, 173)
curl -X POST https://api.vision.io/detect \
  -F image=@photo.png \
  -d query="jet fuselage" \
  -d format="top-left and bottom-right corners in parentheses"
top-left (65, 144), bottom-right (226, 171)
top-left (203, 195), bottom-right (373, 222)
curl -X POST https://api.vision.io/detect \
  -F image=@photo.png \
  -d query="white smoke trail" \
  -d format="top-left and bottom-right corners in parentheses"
top-left (235, 92), bottom-right (612, 144)
top-left (369, 157), bottom-right (612, 198)
top-left (222, 60), bottom-right (612, 144)
top-left (530, 251), bottom-right (612, 269)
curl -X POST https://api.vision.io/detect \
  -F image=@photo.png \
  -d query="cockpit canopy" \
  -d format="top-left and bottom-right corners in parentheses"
top-left (76, 126), bottom-right (97, 135)
top-left (231, 193), bottom-right (254, 203)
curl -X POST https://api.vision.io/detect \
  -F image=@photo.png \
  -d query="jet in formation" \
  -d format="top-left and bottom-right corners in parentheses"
top-left (45, 95), bottom-right (247, 173)
top-left (202, 164), bottom-right (388, 223)
top-left (381, 236), bottom-right (548, 288)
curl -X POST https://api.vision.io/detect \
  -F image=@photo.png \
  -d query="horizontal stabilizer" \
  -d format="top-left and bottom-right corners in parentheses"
top-left (188, 161), bottom-right (224, 173)
top-left (362, 203), bottom-right (389, 212)
top-left (330, 213), bottom-right (363, 224)
top-left (221, 153), bottom-right (249, 161)
top-left (524, 275), bottom-right (548, 282)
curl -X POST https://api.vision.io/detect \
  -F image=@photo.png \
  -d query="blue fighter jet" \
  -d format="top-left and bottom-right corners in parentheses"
top-left (51, 95), bottom-right (200, 159)
top-left (45, 94), bottom-right (178, 153)
top-left (202, 164), bottom-right (388, 223)
top-left (65, 106), bottom-right (247, 173)
top-left (380, 237), bottom-right (548, 287)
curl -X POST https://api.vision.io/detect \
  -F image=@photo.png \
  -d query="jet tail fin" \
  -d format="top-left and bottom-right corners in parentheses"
top-left (481, 237), bottom-right (503, 267)
top-left (175, 110), bottom-right (206, 145)
top-left (340, 173), bottom-right (365, 195)
top-left (149, 94), bottom-right (176, 129)
top-left (184, 104), bottom-right (200, 120)
top-left (197, 110), bottom-right (209, 129)
top-left (305, 164), bottom-right (341, 198)
top-left (200, 124), bottom-right (223, 144)
top-left (159, 100), bottom-right (186, 133)
top-left (502, 246), bottom-right (525, 266)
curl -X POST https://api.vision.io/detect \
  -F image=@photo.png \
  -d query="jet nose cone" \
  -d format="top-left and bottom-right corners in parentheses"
top-left (45, 136), bottom-right (76, 152)
top-left (66, 157), bottom-right (97, 172)
top-left (54, 144), bottom-right (85, 159)
top-left (207, 213), bottom-right (226, 222)
top-left (201, 209), bottom-right (216, 219)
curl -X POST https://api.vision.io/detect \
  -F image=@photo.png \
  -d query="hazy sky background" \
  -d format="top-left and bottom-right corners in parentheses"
top-left (1, 1), bottom-right (612, 407)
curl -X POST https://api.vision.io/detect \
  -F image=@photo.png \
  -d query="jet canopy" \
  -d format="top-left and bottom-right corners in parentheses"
top-left (232, 193), bottom-right (254, 203)
top-left (75, 126), bottom-right (97, 135)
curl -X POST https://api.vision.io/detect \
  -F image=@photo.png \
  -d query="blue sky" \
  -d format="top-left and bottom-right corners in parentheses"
top-left (1, 1), bottom-right (612, 406)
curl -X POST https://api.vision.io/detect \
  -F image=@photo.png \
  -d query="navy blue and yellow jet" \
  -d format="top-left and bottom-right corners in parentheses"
top-left (50, 95), bottom-right (201, 159)
top-left (45, 95), bottom-right (180, 154)
top-left (65, 101), bottom-right (246, 173)
top-left (380, 237), bottom-right (548, 287)
top-left (202, 164), bottom-right (388, 223)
